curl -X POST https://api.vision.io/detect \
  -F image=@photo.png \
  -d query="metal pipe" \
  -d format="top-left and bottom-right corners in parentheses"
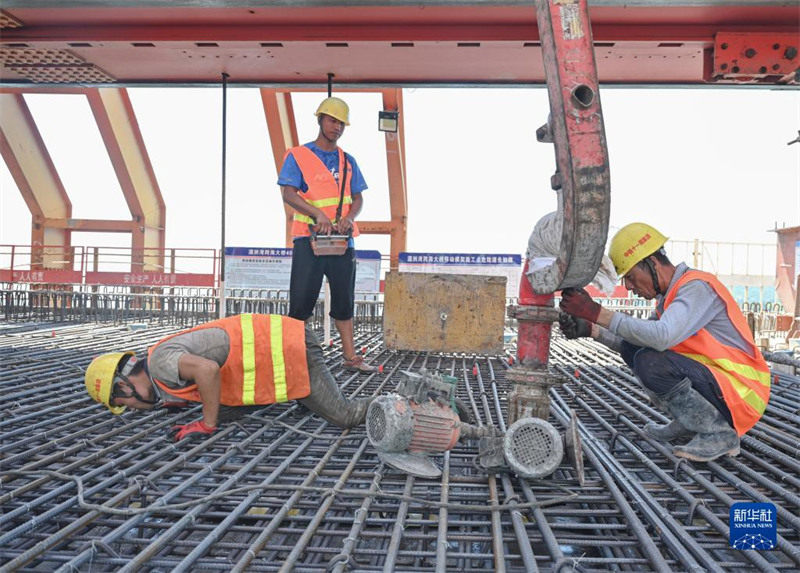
top-left (383, 475), bottom-right (415, 572)
top-left (330, 465), bottom-right (385, 573)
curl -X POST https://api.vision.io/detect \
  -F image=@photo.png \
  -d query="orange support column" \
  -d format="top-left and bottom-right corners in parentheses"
top-left (260, 88), bottom-right (299, 248)
top-left (86, 88), bottom-right (165, 273)
top-left (0, 93), bottom-right (72, 269)
top-left (381, 88), bottom-right (408, 270)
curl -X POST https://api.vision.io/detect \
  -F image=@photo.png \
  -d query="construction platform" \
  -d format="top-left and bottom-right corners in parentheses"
top-left (1, 319), bottom-right (799, 572)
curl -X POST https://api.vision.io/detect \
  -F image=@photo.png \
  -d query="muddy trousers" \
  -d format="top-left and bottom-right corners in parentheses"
top-left (297, 328), bottom-right (371, 428)
top-left (620, 341), bottom-right (734, 428)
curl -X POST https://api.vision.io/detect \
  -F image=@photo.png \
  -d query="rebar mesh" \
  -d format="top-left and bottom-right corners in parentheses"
top-left (1, 318), bottom-right (798, 572)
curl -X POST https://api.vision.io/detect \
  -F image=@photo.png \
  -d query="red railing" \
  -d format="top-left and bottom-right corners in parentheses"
top-left (0, 244), bottom-right (217, 287)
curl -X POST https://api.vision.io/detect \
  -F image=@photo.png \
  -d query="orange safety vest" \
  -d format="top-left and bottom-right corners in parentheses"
top-left (660, 270), bottom-right (770, 435)
top-left (286, 145), bottom-right (360, 238)
top-left (148, 314), bottom-right (311, 406)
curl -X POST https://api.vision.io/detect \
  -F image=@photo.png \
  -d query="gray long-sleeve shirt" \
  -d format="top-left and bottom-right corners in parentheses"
top-left (597, 263), bottom-right (752, 355)
top-left (146, 327), bottom-right (231, 402)
top-left (148, 328), bottom-right (230, 389)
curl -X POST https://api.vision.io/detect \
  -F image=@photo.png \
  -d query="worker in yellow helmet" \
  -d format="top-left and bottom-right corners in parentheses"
top-left (85, 314), bottom-right (373, 441)
top-left (278, 96), bottom-right (376, 373)
top-left (558, 223), bottom-right (770, 462)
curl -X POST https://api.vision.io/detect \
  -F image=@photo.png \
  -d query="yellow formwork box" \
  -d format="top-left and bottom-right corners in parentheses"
top-left (382, 272), bottom-right (506, 354)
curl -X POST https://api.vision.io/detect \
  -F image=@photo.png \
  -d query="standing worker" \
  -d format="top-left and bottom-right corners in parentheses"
top-left (278, 96), bottom-right (375, 372)
top-left (558, 222), bottom-right (770, 462)
top-left (85, 313), bottom-right (372, 440)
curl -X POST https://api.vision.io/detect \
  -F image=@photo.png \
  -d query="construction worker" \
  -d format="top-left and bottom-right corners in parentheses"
top-left (84, 314), bottom-right (372, 441)
top-left (278, 96), bottom-right (375, 373)
top-left (558, 222), bottom-right (770, 462)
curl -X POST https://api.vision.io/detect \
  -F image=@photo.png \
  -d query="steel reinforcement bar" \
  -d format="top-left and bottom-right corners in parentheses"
top-left (0, 288), bottom-right (384, 332)
top-left (1, 322), bottom-right (798, 571)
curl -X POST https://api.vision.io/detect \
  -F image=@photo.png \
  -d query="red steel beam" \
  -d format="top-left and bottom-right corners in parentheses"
top-left (41, 218), bottom-right (138, 232)
top-left (381, 88), bottom-right (408, 270)
top-left (0, 92), bottom-right (72, 267)
top-left (260, 88), bottom-right (299, 248)
top-left (85, 88), bottom-right (166, 272)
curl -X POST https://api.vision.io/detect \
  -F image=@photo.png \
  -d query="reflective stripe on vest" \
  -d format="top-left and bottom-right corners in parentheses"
top-left (270, 314), bottom-right (288, 402)
top-left (678, 352), bottom-right (769, 415)
top-left (240, 313), bottom-right (257, 405)
top-left (293, 195), bottom-right (353, 224)
top-left (286, 145), bottom-right (360, 238)
top-left (661, 270), bottom-right (770, 435)
top-left (148, 314), bottom-right (311, 406)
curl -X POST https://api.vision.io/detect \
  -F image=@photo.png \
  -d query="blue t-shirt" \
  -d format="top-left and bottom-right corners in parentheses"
top-left (278, 142), bottom-right (367, 194)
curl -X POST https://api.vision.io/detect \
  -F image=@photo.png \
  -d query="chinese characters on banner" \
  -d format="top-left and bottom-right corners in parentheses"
top-left (398, 252), bottom-right (522, 298)
top-left (224, 247), bottom-right (382, 294)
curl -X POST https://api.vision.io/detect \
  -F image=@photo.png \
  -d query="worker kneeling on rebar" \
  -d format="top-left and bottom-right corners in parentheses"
top-left (84, 313), bottom-right (372, 440)
top-left (558, 223), bottom-right (770, 462)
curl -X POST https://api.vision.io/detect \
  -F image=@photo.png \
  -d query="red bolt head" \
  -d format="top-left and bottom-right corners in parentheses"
top-left (361, 346), bottom-right (367, 355)
top-left (574, 369), bottom-right (580, 378)
top-left (378, 364), bottom-right (384, 374)
top-left (328, 340), bottom-right (333, 347)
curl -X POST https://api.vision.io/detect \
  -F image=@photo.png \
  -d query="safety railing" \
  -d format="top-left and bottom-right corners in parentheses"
top-left (0, 286), bottom-right (385, 330)
top-left (0, 288), bottom-right (218, 326)
top-left (0, 244), bottom-right (217, 289)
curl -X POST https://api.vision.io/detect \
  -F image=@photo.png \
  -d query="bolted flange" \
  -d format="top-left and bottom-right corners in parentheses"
top-left (507, 367), bottom-right (568, 423)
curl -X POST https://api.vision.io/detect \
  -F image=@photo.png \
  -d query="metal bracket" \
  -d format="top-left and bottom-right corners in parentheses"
top-left (710, 32), bottom-right (799, 84)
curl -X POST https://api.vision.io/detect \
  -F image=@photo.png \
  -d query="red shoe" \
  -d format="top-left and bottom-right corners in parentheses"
top-left (342, 355), bottom-right (376, 373)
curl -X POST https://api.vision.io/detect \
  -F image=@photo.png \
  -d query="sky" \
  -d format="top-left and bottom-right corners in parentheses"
top-left (1, 86), bottom-right (799, 275)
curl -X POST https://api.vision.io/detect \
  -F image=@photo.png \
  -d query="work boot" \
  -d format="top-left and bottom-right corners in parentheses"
top-left (300, 338), bottom-right (373, 428)
top-left (660, 378), bottom-right (740, 462)
top-left (642, 389), bottom-right (692, 442)
top-left (644, 419), bottom-right (693, 442)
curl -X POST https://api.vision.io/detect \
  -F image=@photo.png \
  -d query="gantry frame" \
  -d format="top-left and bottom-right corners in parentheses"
top-left (0, 87), bottom-right (165, 273)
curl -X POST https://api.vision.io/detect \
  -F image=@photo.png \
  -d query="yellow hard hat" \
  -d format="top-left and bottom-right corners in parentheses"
top-left (609, 222), bottom-right (669, 277)
top-left (85, 351), bottom-right (134, 415)
top-left (315, 96), bottom-right (350, 125)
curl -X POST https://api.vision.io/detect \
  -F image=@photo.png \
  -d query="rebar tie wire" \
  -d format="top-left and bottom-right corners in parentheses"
top-left (7, 469), bottom-right (578, 517)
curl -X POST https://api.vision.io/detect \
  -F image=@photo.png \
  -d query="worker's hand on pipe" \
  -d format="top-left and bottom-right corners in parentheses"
top-left (558, 311), bottom-right (592, 339)
top-left (559, 288), bottom-right (602, 323)
top-left (170, 419), bottom-right (217, 442)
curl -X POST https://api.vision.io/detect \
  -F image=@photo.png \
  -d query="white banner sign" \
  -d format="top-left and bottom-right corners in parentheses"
top-left (354, 250), bottom-right (382, 294)
top-left (398, 252), bottom-right (522, 298)
top-left (224, 247), bottom-right (293, 291)
top-left (224, 247), bottom-right (383, 294)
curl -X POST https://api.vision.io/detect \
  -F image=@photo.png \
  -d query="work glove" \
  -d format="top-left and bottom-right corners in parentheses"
top-left (559, 287), bottom-right (602, 323)
top-left (170, 419), bottom-right (217, 442)
top-left (558, 311), bottom-right (592, 339)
